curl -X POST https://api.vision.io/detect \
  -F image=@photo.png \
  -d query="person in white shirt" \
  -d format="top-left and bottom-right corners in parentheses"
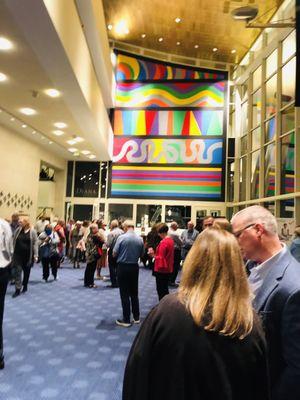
top-left (0, 218), bottom-right (13, 369)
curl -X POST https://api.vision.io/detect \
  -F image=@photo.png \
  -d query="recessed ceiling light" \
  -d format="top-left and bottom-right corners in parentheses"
top-left (0, 72), bottom-right (7, 82)
top-left (49, 141), bottom-right (53, 145)
top-left (44, 88), bottom-right (61, 97)
top-left (53, 130), bottom-right (64, 136)
top-left (68, 148), bottom-right (78, 153)
top-left (194, 44), bottom-right (199, 49)
top-left (32, 131), bottom-right (36, 135)
top-left (88, 155), bottom-right (96, 159)
top-left (231, 49), bottom-right (236, 54)
top-left (107, 24), bottom-right (113, 30)
top-left (67, 139), bottom-right (77, 145)
top-left (175, 17), bottom-right (181, 23)
top-left (213, 47), bottom-right (218, 52)
top-left (81, 150), bottom-right (91, 155)
top-left (0, 37), bottom-right (13, 51)
top-left (22, 124), bottom-right (27, 128)
top-left (10, 117), bottom-right (15, 122)
top-left (54, 122), bottom-right (67, 129)
top-left (158, 37), bottom-right (163, 42)
top-left (115, 20), bottom-right (130, 35)
top-left (74, 136), bottom-right (84, 143)
top-left (176, 41), bottom-right (181, 45)
top-left (19, 107), bottom-right (36, 116)
top-left (141, 33), bottom-right (146, 38)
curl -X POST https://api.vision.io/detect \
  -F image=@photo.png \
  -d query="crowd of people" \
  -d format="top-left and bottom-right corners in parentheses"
top-left (1, 206), bottom-right (300, 400)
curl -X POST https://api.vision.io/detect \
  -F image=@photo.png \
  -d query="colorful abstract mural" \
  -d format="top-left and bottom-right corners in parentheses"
top-left (116, 82), bottom-right (225, 108)
top-left (114, 110), bottom-right (223, 136)
top-left (111, 166), bottom-right (222, 199)
top-left (113, 138), bottom-right (223, 164)
top-left (111, 52), bottom-right (227, 201)
top-left (116, 53), bottom-right (226, 81)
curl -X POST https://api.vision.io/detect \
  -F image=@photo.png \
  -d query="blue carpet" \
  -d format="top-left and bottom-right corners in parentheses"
top-left (0, 262), bottom-right (171, 400)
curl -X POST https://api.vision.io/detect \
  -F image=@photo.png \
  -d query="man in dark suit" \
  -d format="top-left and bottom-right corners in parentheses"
top-left (232, 205), bottom-right (300, 400)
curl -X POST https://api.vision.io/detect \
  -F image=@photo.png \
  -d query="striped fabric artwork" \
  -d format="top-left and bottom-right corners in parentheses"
top-left (114, 110), bottom-right (223, 136)
top-left (116, 82), bottom-right (225, 107)
top-left (113, 138), bottom-right (223, 164)
top-left (116, 53), bottom-right (226, 81)
top-left (111, 166), bottom-right (222, 199)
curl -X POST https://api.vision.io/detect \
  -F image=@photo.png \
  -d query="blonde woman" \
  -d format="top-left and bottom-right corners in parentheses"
top-left (123, 228), bottom-right (269, 400)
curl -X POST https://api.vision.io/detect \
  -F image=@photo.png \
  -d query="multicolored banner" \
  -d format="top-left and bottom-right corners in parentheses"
top-left (111, 166), bottom-right (222, 199)
top-left (116, 53), bottom-right (226, 81)
top-left (116, 82), bottom-right (225, 108)
top-left (114, 109), bottom-right (223, 136)
top-left (113, 138), bottom-right (223, 164)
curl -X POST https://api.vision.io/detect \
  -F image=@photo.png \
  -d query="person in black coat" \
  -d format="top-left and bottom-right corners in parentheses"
top-left (123, 228), bottom-right (270, 400)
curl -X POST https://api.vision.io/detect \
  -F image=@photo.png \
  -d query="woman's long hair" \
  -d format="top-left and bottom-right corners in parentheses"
top-left (178, 228), bottom-right (253, 339)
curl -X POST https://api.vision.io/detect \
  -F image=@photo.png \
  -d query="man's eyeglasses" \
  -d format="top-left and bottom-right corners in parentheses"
top-left (233, 223), bottom-right (255, 238)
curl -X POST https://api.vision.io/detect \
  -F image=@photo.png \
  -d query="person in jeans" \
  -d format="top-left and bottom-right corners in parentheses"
top-left (154, 223), bottom-right (174, 301)
top-left (0, 218), bottom-right (13, 369)
top-left (12, 217), bottom-right (38, 297)
top-left (84, 224), bottom-right (105, 288)
top-left (38, 225), bottom-right (60, 282)
top-left (113, 220), bottom-right (144, 327)
top-left (106, 220), bottom-right (123, 288)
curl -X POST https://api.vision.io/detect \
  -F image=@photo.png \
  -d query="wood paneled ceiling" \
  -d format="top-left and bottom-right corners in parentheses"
top-left (103, 0), bottom-right (284, 63)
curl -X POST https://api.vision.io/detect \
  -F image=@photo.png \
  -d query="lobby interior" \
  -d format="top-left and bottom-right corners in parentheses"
top-left (0, 0), bottom-right (298, 398)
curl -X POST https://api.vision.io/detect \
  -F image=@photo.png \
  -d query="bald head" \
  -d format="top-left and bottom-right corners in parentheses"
top-left (231, 205), bottom-right (278, 236)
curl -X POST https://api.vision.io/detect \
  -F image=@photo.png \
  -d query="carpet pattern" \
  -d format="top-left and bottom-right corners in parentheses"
top-left (0, 262), bottom-right (168, 400)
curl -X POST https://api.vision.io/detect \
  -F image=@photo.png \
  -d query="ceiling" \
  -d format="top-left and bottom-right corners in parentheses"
top-left (0, 1), bottom-right (111, 162)
top-left (103, 0), bottom-right (284, 64)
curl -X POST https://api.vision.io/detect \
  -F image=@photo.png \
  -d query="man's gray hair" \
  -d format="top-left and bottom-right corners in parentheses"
top-left (110, 219), bottom-right (119, 229)
top-left (231, 205), bottom-right (278, 235)
top-left (123, 220), bottom-right (135, 228)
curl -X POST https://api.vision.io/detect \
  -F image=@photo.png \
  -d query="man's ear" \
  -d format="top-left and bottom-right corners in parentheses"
top-left (255, 223), bottom-right (264, 238)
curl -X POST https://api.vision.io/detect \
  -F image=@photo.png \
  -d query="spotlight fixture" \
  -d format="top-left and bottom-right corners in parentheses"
top-left (68, 148), bottom-right (78, 153)
top-left (0, 72), bottom-right (7, 82)
top-left (194, 44), bottom-right (199, 49)
top-left (44, 88), bottom-right (60, 98)
top-left (0, 37), bottom-right (13, 50)
top-left (176, 41), bottom-right (181, 45)
top-left (81, 150), bottom-right (91, 155)
top-left (22, 124), bottom-right (27, 128)
top-left (158, 37), bottom-right (163, 42)
top-left (32, 131), bottom-right (36, 135)
top-left (107, 24), bottom-right (113, 30)
top-left (19, 107), bottom-right (36, 116)
top-left (231, 49), bottom-right (236, 54)
top-left (88, 155), bottom-right (96, 159)
top-left (141, 33), bottom-right (146, 38)
top-left (10, 117), bottom-right (15, 121)
top-left (175, 17), bottom-right (181, 23)
top-left (213, 47), bottom-right (218, 52)
top-left (54, 122), bottom-right (67, 129)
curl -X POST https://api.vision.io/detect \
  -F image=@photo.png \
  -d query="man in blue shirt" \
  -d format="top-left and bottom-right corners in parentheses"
top-left (113, 220), bottom-right (144, 327)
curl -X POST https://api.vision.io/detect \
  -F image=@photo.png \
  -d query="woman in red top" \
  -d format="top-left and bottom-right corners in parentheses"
top-left (154, 223), bottom-right (174, 301)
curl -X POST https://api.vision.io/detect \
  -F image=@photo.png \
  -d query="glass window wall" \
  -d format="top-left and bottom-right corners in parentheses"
top-left (265, 75), bottom-right (277, 118)
top-left (136, 205), bottom-right (162, 228)
top-left (264, 143), bottom-right (276, 197)
top-left (280, 132), bottom-right (295, 194)
top-left (252, 89), bottom-right (262, 128)
top-left (251, 150), bottom-right (260, 199)
top-left (281, 57), bottom-right (296, 106)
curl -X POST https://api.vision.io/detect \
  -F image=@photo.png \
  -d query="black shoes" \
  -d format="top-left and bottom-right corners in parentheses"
top-left (12, 289), bottom-right (21, 298)
top-left (0, 359), bottom-right (4, 370)
top-left (21, 286), bottom-right (27, 293)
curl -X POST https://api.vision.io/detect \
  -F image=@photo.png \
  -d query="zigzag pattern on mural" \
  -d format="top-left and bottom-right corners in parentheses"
top-left (114, 109), bottom-right (223, 136)
top-left (113, 138), bottom-right (223, 164)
